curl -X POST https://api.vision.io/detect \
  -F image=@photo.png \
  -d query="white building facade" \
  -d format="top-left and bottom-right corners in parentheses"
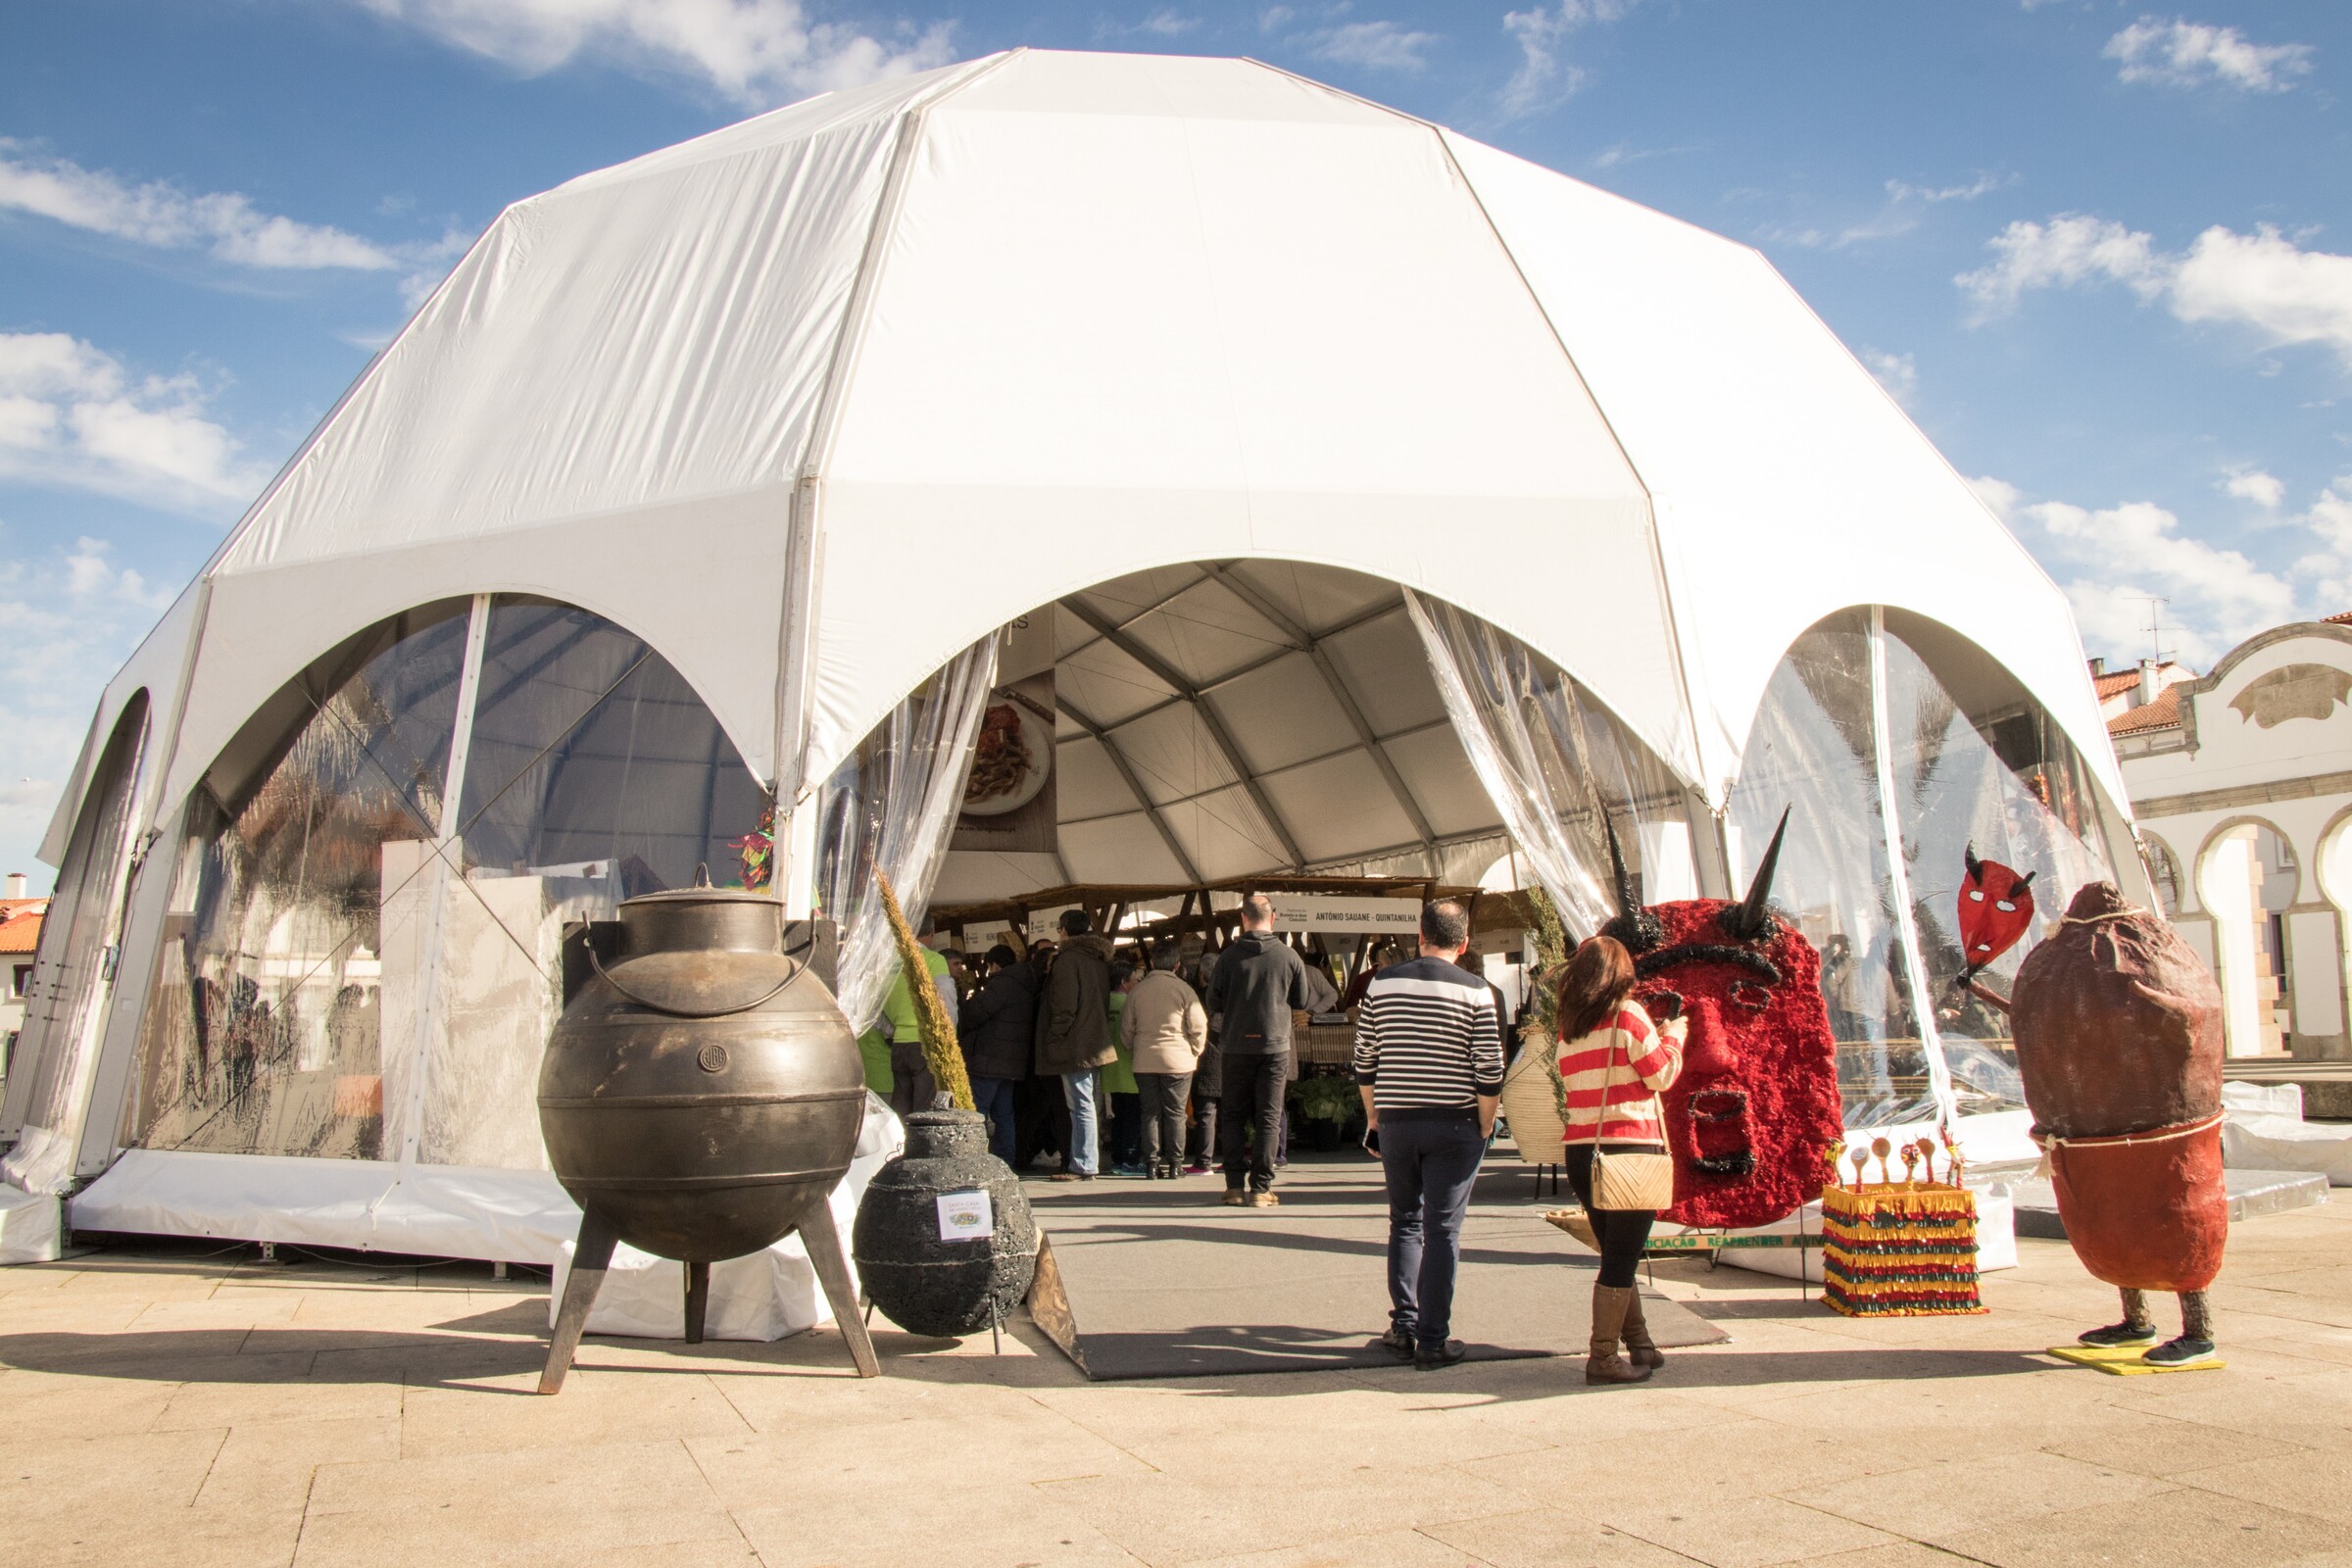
top-left (2117, 621), bottom-right (2352, 1061)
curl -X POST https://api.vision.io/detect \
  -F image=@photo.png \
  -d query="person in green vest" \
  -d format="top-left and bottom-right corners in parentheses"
top-left (1103, 959), bottom-right (1145, 1176)
top-left (860, 936), bottom-right (958, 1115)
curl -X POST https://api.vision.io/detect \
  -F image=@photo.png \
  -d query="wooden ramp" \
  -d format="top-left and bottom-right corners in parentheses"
top-left (1021, 1152), bottom-right (1727, 1381)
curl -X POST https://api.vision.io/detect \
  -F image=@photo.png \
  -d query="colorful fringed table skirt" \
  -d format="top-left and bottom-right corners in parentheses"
top-left (1820, 1182), bottom-right (1985, 1317)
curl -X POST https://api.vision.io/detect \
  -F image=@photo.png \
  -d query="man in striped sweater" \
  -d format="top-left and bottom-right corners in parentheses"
top-left (1352, 899), bottom-right (1505, 1370)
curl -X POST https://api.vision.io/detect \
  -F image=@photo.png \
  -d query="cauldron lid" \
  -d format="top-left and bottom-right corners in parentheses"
top-left (620, 887), bottom-right (786, 910)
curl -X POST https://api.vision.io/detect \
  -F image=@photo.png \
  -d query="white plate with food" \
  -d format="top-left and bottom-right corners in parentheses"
top-left (961, 696), bottom-right (1054, 817)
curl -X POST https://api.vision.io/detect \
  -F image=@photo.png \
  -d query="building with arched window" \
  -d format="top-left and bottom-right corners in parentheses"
top-left (2109, 619), bottom-right (2352, 1062)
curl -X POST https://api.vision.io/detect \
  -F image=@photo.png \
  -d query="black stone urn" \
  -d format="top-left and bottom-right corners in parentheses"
top-left (534, 885), bottom-right (879, 1391)
top-left (854, 1109), bottom-right (1039, 1338)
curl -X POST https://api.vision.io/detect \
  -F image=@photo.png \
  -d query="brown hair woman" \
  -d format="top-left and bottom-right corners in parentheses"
top-left (1555, 934), bottom-right (1686, 1384)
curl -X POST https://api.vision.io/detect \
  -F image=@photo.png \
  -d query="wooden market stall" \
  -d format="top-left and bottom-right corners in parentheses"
top-left (930, 876), bottom-right (1543, 1073)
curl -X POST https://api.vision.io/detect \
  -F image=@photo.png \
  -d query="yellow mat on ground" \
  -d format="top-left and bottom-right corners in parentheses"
top-left (2046, 1344), bottom-right (2225, 1375)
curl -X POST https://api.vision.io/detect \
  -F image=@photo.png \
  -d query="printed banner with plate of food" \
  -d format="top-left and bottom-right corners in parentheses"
top-left (953, 616), bottom-right (1057, 855)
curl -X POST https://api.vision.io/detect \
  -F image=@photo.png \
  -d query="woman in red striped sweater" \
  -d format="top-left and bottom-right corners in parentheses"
top-left (1556, 935), bottom-right (1686, 1384)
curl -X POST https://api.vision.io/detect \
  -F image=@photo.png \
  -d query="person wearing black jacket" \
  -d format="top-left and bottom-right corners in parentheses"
top-left (1206, 894), bottom-right (1310, 1206)
top-left (959, 945), bottom-right (1037, 1164)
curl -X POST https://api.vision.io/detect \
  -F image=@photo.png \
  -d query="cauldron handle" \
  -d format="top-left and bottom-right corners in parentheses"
top-left (586, 939), bottom-right (800, 1018)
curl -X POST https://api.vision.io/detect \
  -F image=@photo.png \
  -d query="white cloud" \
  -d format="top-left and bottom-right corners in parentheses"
top-left (0, 333), bottom-right (270, 514)
top-left (1885, 174), bottom-right (2007, 207)
top-left (1956, 215), bottom-right (2166, 310)
top-left (1498, 1), bottom-right (1633, 119)
top-left (2296, 479), bottom-right (2352, 612)
top-left (60, 537), bottom-right (174, 612)
top-left (2105, 17), bottom-right (2314, 93)
top-left (1768, 172), bottom-right (2010, 251)
top-left (1310, 20), bottom-right (1436, 72)
top-left (1860, 349), bottom-right (1917, 408)
top-left (1976, 473), bottom-right (2324, 664)
top-left (1135, 9), bottom-right (1198, 36)
top-left (2221, 467), bottom-right (2284, 509)
top-left (0, 530), bottom-right (186, 877)
top-left (354, 0), bottom-right (955, 105)
top-left (0, 145), bottom-right (399, 270)
top-left (1967, 474), bottom-right (2023, 517)
top-left (1958, 216), bottom-right (2352, 366)
top-left (1258, 6), bottom-right (1294, 31)
top-left (2169, 224), bottom-right (2352, 366)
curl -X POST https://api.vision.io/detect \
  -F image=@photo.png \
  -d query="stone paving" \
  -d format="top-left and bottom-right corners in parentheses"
top-left (3, 1190), bottom-right (2349, 1568)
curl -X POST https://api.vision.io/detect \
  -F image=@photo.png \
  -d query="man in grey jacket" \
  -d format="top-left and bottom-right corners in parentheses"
top-left (1034, 909), bottom-right (1116, 1181)
top-left (1206, 894), bottom-right (1310, 1206)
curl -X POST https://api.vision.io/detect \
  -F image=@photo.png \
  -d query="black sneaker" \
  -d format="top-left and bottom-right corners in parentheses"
top-left (1414, 1339), bottom-right (1468, 1371)
top-left (2078, 1320), bottom-right (2159, 1348)
top-left (1370, 1326), bottom-right (1415, 1362)
top-left (2143, 1336), bottom-right (2217, 1368)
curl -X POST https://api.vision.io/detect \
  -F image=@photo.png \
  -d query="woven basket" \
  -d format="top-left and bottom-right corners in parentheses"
top-left (1499, 1025), bottom-right (1566, 1166)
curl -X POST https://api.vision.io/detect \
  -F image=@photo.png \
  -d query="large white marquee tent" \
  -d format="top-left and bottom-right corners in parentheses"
top-left (1, 50), bottom-right (2137, 1279)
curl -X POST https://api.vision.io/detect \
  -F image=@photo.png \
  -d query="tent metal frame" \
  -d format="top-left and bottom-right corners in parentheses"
top-left (1051, 562), bottom-right (1468, 880)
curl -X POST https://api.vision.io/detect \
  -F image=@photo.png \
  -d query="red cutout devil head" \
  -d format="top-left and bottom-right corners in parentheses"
top-left (1957, 846), bottom-right (2036, 981)
top-left (1600, 811), bottom-right (1844, 1230)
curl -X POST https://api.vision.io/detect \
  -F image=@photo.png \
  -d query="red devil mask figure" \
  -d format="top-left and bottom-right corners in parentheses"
top-left (1957, 847), bottom-right (2035, 982)
top-left (1602, 811), bottom-right (1844, 1230)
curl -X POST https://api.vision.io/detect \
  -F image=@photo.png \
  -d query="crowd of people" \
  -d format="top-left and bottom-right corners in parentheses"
top-left (862, 894), bottom-right (1685, 1384)
top-left (860, 893), bottom-right (1316, 1200)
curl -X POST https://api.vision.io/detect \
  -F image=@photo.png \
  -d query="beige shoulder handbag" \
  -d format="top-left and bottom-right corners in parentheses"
top-left (1588, 1015), bottom-right (1675, 1212)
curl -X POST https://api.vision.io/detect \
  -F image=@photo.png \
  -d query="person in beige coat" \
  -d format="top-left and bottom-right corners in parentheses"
top-left (1122, 941), bottom-right (1209, 1179)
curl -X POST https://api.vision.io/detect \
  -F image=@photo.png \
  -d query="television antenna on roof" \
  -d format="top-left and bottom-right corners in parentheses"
top-left (2128, 595), bottom-right (2176, 664)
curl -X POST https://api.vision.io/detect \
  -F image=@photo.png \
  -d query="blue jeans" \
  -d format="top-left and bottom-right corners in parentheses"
top-left (1061, 1069), bottom-right (1102, 1176)
top-left (969, 1076), bottom-right (1021, 1164)
top-left (1381, 1114), bottom-right (1486, 1349)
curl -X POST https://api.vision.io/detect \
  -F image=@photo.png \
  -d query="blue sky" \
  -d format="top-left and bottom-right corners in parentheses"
top-left (3, 1), bottom-right (2348, 887)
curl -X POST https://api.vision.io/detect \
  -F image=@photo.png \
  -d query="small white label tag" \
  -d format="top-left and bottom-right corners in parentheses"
top-left (935, 1189), bottom-right (993, 1243)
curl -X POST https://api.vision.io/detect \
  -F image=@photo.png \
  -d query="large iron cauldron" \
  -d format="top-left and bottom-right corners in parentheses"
top-left (535, 886), bottom-right (878, 1391)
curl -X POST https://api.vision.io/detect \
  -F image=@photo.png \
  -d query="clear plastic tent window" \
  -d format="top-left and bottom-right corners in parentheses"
top-left (1405, 587), bottom-right (1693, 941)
top-left (122, 596), bottom-right (772, 1171)
top-left (813, 635), bottom-right (1000, 1038)
top-left (0, 692), bottom-right (148, 1195)
top-left (1727, 610), bottom-right (2114, 1130)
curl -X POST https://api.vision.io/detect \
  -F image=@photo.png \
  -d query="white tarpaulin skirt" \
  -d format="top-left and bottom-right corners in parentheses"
top-left (0, 1187), bottom-right (62, 1264)
top-left (65, 1097), bottom-right (906, 1341)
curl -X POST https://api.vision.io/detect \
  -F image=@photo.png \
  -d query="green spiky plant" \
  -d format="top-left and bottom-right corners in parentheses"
top-left (1519, 886), bottom-right (1572, 1123)
top-left (875, 871), bottom-right (975, 1112)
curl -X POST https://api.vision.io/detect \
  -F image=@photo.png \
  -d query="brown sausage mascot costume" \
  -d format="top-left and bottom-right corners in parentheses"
top-left (1986, 881), bottom-right (2228, 1366)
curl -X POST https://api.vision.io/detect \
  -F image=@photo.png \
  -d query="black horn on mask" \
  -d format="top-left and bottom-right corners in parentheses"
top-left (1599, 814), bottom-right (1664, 954)
top-left (1722, 807), bottom-right (1789, 943)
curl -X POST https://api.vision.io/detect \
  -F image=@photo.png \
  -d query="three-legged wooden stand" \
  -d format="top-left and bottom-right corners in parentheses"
top-left (538, 1202), bottom-right (881, 1394)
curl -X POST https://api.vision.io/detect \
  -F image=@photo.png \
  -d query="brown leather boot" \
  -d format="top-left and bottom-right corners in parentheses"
top-left (1621, 1289), bottom-right (1665, 1370)
top-left (1587, 1285), bottom-right (1650, 1385)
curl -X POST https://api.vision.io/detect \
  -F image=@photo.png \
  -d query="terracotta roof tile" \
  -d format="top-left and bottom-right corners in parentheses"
top-left (0, 909), bottom-right (40, 956)
top-left (2092, 667), bottom-right (2145, 699)
top-left (2108, 686), bottom-right (2182, 736)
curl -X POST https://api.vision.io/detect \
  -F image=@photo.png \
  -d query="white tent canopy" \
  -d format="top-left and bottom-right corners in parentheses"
top-left (8, 49), bottom-right (2134, 1253)
top-left (46, 47), bottom-right (2117, 872)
